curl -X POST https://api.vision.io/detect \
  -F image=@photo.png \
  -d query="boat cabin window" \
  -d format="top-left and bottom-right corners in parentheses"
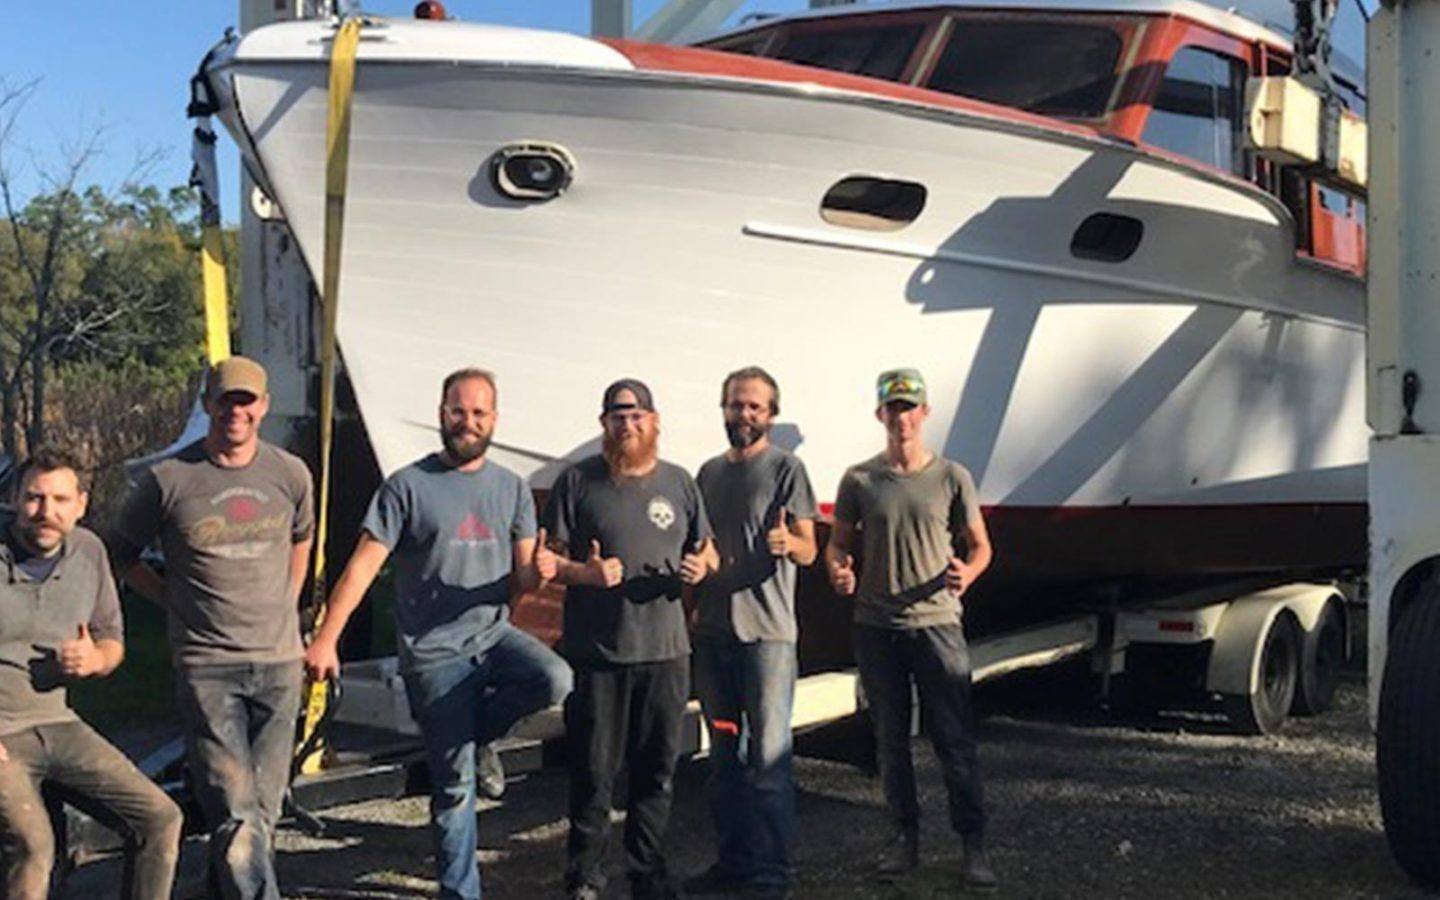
top-left (924, 21), bottom-right (1122, 118)
top-left (706, 24), bottom-right (781, 57)
top-left (769, 22), bottom-right (928, 82)
top-left (1141, 46), bottom-right (1248, 175)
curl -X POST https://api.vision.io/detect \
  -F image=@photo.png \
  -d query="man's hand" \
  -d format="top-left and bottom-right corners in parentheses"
top-left (829, 553), bottom-right (857, 596)
top-left (945, 556), bottom-right (971, 596)
top-left (305, 635), bottom-right (341, 682)
top-left (767, 508), bottom-right (792, 559)
top-left (586, 539), bottom-right (624, 588)
top-left (533, 528), bottom-right (558, 583)
top-left (679, 540), bottom-right (710, 586)
top-left (0, 740), bottom-right (8, 763)
top-left (59, 624), bottom-right (103, 678)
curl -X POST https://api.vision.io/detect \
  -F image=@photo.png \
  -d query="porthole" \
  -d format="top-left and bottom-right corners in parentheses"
top-left (491, 142), bottom-right (575, 201)
top-left (820, 176), bottom-right (926, 231)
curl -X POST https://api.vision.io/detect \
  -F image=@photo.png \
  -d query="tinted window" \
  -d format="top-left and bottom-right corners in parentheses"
top-left (773, 23), bottom-right (927, 81)
top-left (926, 22), bottom-right (1122, 117)
top-left (706, 26), bottom-right (778, 57)
top-left (1142, 47), bottom-right (1248, 174)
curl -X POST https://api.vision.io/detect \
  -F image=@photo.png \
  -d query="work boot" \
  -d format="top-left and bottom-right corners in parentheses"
top-left (683, 862), bottom-right (748, 895)
top-left (875, 827), bottom-right (919, 881)
top-left (960, 833), bottom-right (998, 893)
top-left (477, 742), bottom-right (506, 800)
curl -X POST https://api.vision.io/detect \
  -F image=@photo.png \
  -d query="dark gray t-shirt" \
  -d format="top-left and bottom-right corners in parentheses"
top-left (111, 440), bottom-right (315, 667)
top-left (696, 445), bottom-right (817, 643)
top-left (542, 455), bottom-right (712, 666)
top-left (362, 453), bottom-right (536, 673)
top-left (0, 524), bottom-right (123, 735)
top-left (834, 453), bottom-right (984, 630)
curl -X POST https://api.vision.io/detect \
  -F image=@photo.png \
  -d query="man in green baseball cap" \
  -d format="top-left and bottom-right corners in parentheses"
top-left (824, 366), bottom-right (999, 892)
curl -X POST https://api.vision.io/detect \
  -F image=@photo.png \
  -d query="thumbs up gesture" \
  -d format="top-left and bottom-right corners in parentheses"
top-left (680, 539), bottom-right (711, 586)
top-left (945, 556), bottom-right (970, 596)
top-left (59, 623), bottom-right (102, 678)
top-left (586, 539), bottom-right (624, 588)
top-left (829, 553), bottom-right (857, 596)
top-left (766, 508), bottom-right (792, 559)
top-left (533, 527), bottom-right (558, 583)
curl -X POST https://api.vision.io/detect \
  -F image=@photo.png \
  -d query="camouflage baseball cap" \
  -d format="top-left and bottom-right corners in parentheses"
top-left (876, 368), bottom-right (927, 406)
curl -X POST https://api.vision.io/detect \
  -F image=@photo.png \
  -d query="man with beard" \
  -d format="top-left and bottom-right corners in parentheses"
top-left (111, 356), bottom-right (313, 900)
top-left (536, 378), bottom-right (718, 900)
top-left (685, 366), bottom-right (816, 900)
top-left (305, 367), bottom-right (572, 900)
top-left (0, 448), bottom-right (183, 899)
top-left (824, 368), bottom-right (997, 892)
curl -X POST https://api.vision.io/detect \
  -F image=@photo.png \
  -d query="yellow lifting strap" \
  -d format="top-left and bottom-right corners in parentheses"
top-left (188, 71), bottom-right (231, 364)
top-left (298, 15), bottom-right (362, 775)
top-left (200, 228), bottom-right (231, 363)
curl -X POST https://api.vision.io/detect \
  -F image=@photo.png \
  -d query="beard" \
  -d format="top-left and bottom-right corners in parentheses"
top-left (724, 419), bottom-right (770, 451)
top-left (603, 426), bottom-right (660, 474)
top-left (442, 426), bottom-right (491, 464)
top-left (17, 520), bottom-right (63, 553)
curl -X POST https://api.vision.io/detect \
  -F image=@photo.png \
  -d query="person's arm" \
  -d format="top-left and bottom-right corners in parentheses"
top-left (555, 539), bottom-right (623, 588)
top-left (305, 533), bottom-right (391, 680)
top-left (59, 624), bottom-right (122, 678)
top-left (766, 508), bottom-right (819, 566)
top-left (945, 518), bottom-right (993, 596)
top-left (122, 561), bottom-right (169, 608)
top-left (289, 537), bottom-right (313, 605)
top-left (679, 537), bottom-right (719, 585)
top-left (824, 518), bottom-right (858, 596)
top-left (514, 535), bottom-right (540, 594)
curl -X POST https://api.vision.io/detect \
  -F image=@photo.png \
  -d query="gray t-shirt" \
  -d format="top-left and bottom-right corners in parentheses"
top-left (542, 455), bottom-right (712, 666)
top-left (362, 453), bottom-right (536, 673)
top-left (111, 440), bottom-right (315, 667)
top-left (696, 445), bottom-right (817, 643)
top-left (0, 523), bottom-right (123, 735)
top-left (833, 453), bottom-right (983, 630)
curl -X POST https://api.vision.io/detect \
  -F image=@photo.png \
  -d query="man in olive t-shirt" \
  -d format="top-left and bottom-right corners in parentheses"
top-left (0, 449), bottom-right (182, 900)
top-left (537, 378), bottom-right (717, 900)
top-left (825, 368), bottom-right (999, 892)
top-left (110, 357), bottom-right (313, 900)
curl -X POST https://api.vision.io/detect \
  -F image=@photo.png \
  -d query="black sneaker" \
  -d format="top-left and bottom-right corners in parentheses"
top-left (683, 863), bottom-right (748, 895)
top-left (960, 834), bottom-right (998, 893)
top-left (875, 828), bottom-right (919, 881)
top-left (477, 742), bottom-right (506, 800)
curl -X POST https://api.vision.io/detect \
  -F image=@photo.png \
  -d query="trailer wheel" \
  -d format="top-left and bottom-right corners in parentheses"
top-left (1378, 585), bottom-right (1440, 888)
top-left (1292, 598), bottom-right (1345, 716)
top-left (1222, 612), bottom-right (1300, 735)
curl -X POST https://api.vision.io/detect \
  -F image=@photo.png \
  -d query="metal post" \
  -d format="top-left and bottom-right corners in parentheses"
top-left (592, 0), bottom-right (631, 37)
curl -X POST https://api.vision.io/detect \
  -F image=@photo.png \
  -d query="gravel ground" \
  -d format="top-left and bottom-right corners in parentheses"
top-left (62, 667), bottom-right (1433, 899)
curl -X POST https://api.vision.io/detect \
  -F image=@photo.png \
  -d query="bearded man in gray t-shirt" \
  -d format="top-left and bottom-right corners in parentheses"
top-left (305, 368), bottom-right (572, 900)
top-left (111, 356), bottom-right (313, 900)
top-left (824, 368), bottom-right (999, 893)
top-left (685, 367), bottom-right (817, 900)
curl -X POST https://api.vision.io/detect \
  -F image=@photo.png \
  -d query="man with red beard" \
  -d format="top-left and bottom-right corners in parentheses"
top-left (305, 368), bottom-right (572, 900)
top-left (537, 379), bottom-right (718, 900)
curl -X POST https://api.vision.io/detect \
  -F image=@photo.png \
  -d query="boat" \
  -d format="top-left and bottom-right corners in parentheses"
top-left (199, 0), bottom-right (1368, 666)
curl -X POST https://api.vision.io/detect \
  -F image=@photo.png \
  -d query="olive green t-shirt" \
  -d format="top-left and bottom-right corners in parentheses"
top-left (833, 453), bottom-right (983, 630)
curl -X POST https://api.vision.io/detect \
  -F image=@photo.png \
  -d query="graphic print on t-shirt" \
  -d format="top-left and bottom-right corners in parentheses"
top-left (453, 513), bottom-right (496, 544)
top-left (189, 486), bottom-right (290, 560)
top-left (647, 496), bottom-right (676, 531)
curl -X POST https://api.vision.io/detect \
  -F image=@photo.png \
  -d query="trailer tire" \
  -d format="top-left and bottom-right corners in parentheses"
top-left (1377, 585), bottom-right (1440, 889)
top-left (1222, 612), bottom-right (1300, 735)
top-left (1292, 598), bottom-right (1345, 716)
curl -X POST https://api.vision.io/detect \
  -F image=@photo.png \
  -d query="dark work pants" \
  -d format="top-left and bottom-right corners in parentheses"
top-left (176, 660), bottom-right (303, 900)
top-left (853, 623), bottom-right (986, 838)
top-left (0, 720), bottom-right (183, 900)
top-left (564, 657), bottom-right (689, 892)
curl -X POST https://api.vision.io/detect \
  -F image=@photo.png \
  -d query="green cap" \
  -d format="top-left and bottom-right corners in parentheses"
top-left (877, 368), bottom-right (927, 407)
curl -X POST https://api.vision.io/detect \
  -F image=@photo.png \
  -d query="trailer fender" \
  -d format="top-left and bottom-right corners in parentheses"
top-left (1205, 584), bottom-right (1339, 696)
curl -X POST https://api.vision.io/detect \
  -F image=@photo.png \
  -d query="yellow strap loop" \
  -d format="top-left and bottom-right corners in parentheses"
top-left (200, 225), bottom-right (231, 363)
top-left (299, 15), bottom-right (362, 775)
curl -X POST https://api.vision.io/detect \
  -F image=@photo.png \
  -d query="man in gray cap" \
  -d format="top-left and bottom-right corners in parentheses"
top-left (537, 378), bottom-right (717, 900)
top-left (824, 368), bottom-right (998, 892)
top-left (111, 355), bottom-right (314, 900)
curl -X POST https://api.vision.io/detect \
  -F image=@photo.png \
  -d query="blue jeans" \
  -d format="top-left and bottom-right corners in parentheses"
top-left (403, 623), bottom-right (573, 900)
top-left (693, 636), bottom-right (797, 889)
top-left (175, 660), bottom-right (303, 900)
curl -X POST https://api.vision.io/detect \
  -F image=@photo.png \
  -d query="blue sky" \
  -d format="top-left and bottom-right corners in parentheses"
top-left (0, 0), bottom-right (1370, 219)
top-left (0, 1), bottom-right (804, 218)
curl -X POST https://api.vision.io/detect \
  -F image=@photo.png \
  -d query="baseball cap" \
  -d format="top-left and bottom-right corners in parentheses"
top-left (876, 368), bottom-right (927, 406)
top-left (206, 356), bottom-right (268, 400)
top-left (602, 378), bottom-right (655, 414)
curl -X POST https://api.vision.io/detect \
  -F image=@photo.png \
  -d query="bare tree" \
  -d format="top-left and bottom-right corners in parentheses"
top-left (0, 78), bottom-right (171, 456)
